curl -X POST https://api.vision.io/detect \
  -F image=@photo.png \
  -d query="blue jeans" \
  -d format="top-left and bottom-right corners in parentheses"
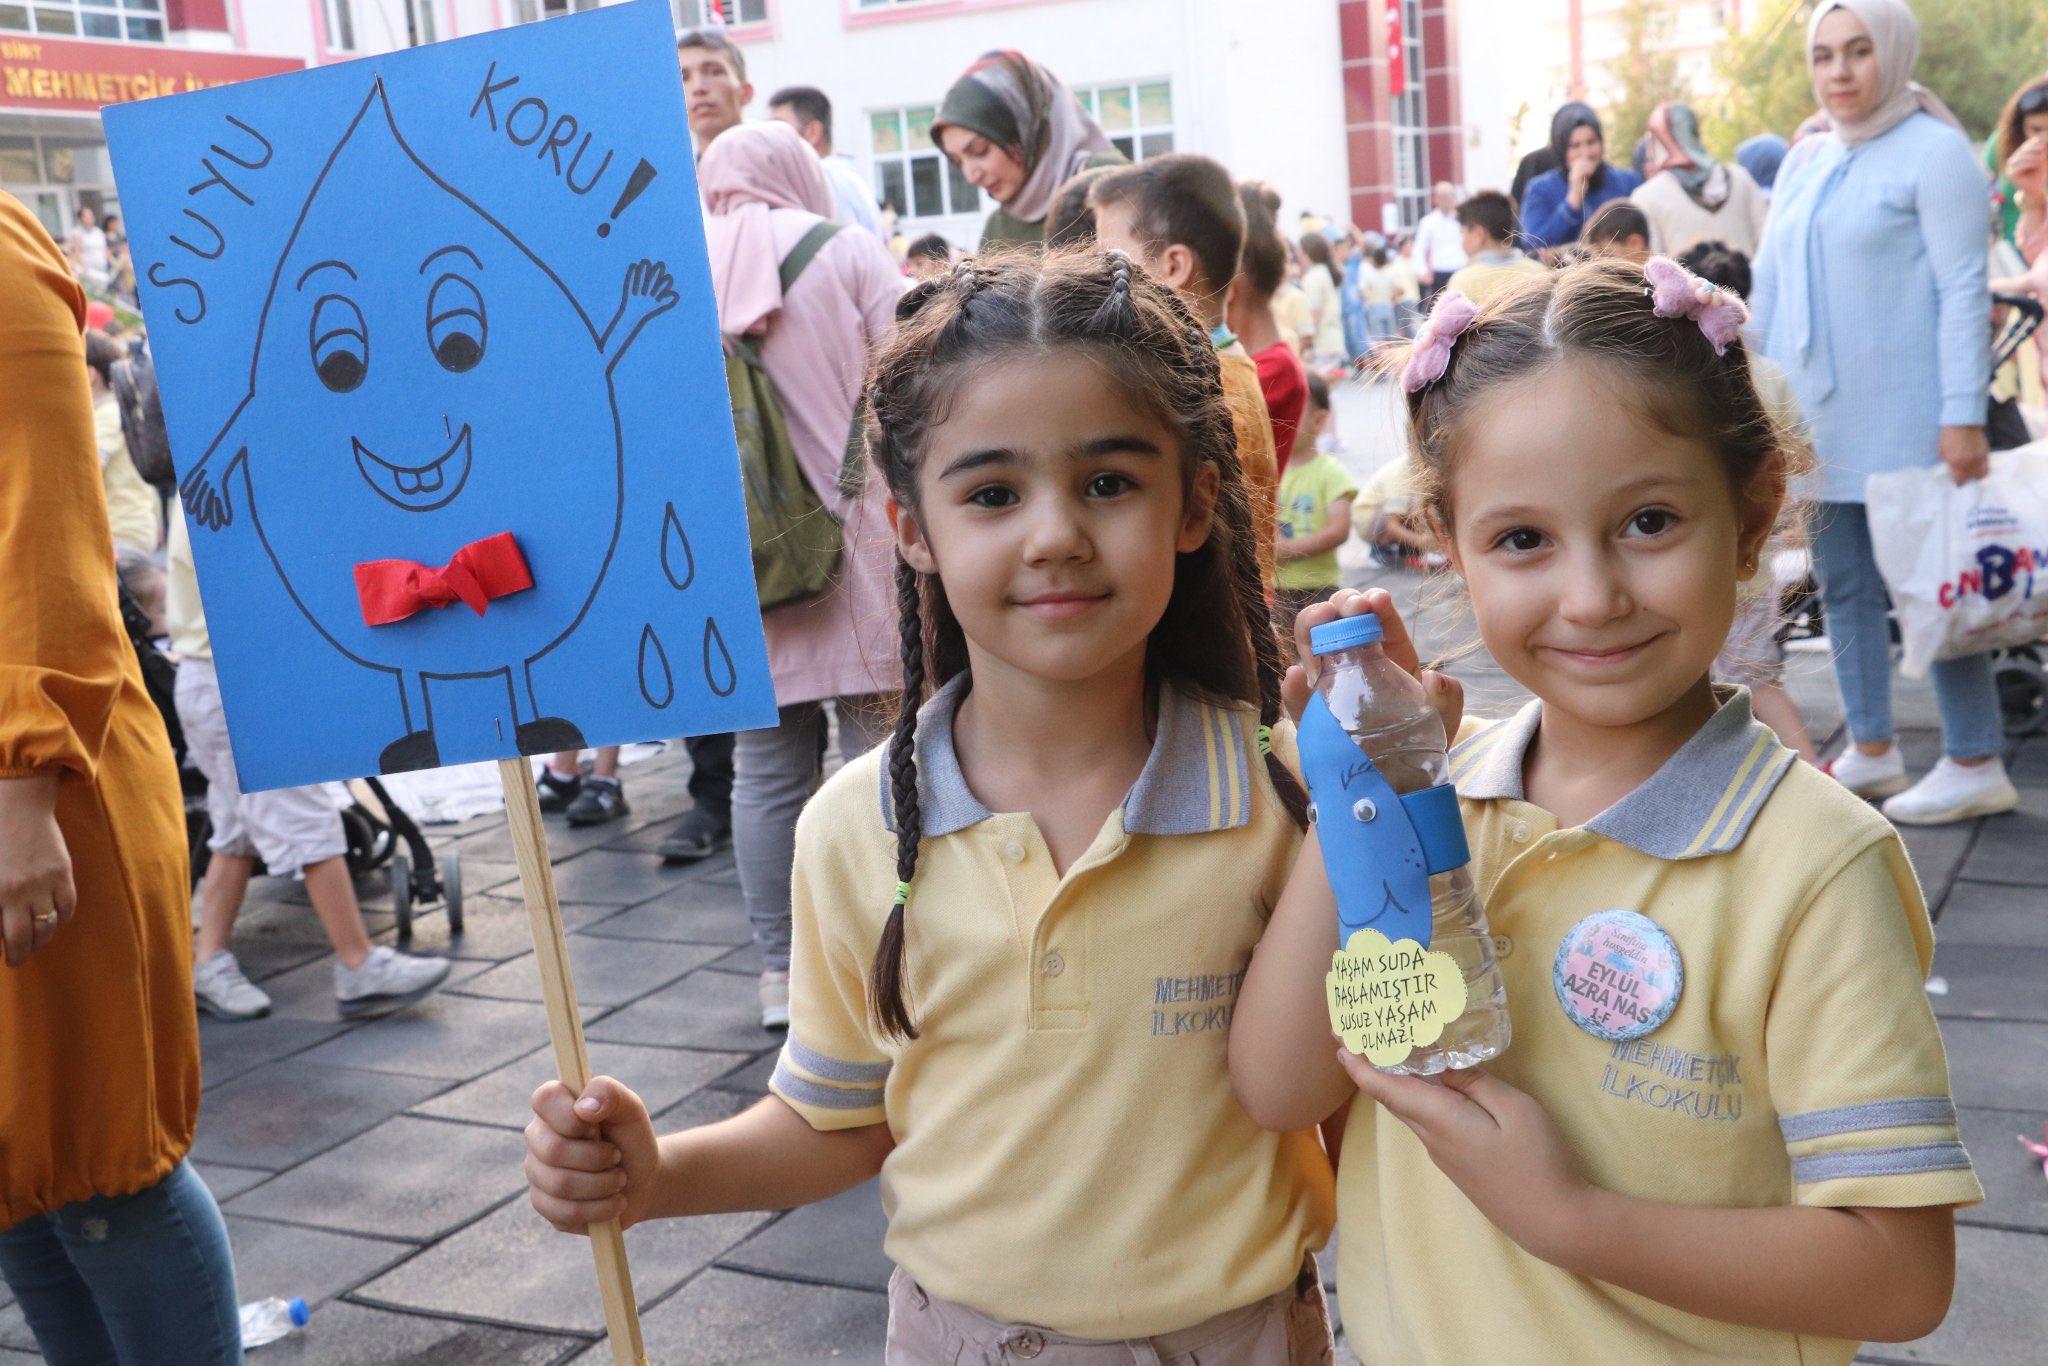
top-left (0, 1161), bottom-right (241, 1366)
top-left (1810, 501), bottom-right (2003, 760)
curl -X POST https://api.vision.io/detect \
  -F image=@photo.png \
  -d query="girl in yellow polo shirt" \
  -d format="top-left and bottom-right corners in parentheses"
top-left (526, 248), bottom-right (1339, 1361)
top-left (1234, 257), bottom-right (1980, 1364)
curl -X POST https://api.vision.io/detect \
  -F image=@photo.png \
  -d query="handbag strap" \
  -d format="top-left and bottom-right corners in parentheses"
top-left (778, 220), bottom-right (845, 295)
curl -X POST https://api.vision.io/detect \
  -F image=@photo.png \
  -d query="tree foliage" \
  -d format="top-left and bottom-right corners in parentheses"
top-left (1704, 0), bottom-right (2048, 156)
top-left (1602, 0), bottom-right (1690, 163)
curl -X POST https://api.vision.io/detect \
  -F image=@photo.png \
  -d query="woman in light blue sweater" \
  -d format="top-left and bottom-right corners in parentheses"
top-left (1751, 0), bottom-right (2016, 825)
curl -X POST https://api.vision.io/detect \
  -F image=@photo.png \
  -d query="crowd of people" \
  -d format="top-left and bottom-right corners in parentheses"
top-left (6, 0), bottom-right (2048, 1359)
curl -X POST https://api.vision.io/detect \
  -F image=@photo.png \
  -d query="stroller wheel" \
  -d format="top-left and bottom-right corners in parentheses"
top-left (391, 852), bottom-right (413, 944)
top-left (443, 854), bottom-right (464, 937)
top-left (1995, 652), bottom-right (2048, 738)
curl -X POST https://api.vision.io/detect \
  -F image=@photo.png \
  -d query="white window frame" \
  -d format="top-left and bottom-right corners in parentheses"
top-left (1072, 79), bottom-right (1175, 164)
top-left (679, 0), bottom-right (766, 25)
top-left (869, 103), bottom-right (983, 229)
top-left (517, 0), bottom-right (600, 22)
top-left (1389, 0), bottom-right (1430, 227)
top-left (0, 0), bottom-right (164, 42)
top-left (324, 0), bottom-right (357, 50)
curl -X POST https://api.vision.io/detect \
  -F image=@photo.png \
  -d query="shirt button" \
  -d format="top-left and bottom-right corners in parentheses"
top-left (1511, 820), bottom-right (1531, 844)
top-left (1003, 841), bottom-right (1027, 863)
top-left (1041, 952), bottom-right (1065, 977)
top-left (1011, 1329), bottom-right (1045, 1358)
top-left (1492, 934), bottom-right (1514, 960)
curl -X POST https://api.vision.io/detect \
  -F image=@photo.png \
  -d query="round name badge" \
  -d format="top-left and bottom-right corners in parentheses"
top-left (1552, 910), bottom-right (1683, 1042)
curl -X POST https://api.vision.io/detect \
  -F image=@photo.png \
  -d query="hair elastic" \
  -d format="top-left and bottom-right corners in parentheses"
top-left (1401, 291), bottom-right (1480, 392)
top-left (1256, 724), bottom-right (1274, 756)
top-left (892, 880), bottom-right (912, 907)
top-left (1643, 256), bottom-right (1748, 355)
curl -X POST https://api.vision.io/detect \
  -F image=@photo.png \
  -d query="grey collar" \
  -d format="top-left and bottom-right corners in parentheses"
top-left (1448, 689), bottom-right (1796, 860)
top-left (879, 673), bottom-right (1255, 838)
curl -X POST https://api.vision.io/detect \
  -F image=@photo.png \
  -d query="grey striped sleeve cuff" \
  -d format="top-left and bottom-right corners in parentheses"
top-left (1790, 1142), bottom-right (1973, 1185)
top-left (1779, 1097), bottom-right (1957, 1143)
top-left (770, 1037), bottom-right (889, 1113)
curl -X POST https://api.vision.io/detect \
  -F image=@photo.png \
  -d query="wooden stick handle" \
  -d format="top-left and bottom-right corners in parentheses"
top-left (497, 758), bottom-right (648, 1366)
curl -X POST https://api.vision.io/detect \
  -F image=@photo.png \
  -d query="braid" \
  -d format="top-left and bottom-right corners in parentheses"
top-left (1086, 249), bottom-right (1136, 333)
top-left (872, 555), bottom-right (927, 1040)
top-left (1203, 344), bottom-right (1310, 830)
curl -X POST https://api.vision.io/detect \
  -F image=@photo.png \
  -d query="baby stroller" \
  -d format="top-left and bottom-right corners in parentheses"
top-left (1987, 292), bottom-right (2047, 738)
top-left (119, 582), bottom-right (464, 941)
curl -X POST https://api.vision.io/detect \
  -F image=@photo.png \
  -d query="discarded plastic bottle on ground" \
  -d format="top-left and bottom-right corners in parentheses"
top-left (1310, 613), bottom-right (1510, 1075)
top-left (239, 1297), bottom-right (309, 1349)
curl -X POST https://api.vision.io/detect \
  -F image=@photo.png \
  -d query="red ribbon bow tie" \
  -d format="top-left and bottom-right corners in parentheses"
top-left (354, 532), bottom-right (534, 627)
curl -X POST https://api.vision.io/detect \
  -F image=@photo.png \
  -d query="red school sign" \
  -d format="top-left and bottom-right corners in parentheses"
top-left (0, 33), bottom-right (301, 115)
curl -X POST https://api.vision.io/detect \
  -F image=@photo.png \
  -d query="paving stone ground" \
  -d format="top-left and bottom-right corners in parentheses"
top-left (4, 387), bottom-right (2042, 1364)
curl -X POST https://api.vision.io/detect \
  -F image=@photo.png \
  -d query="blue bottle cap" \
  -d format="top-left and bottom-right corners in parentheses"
top-left (1308, 613), bottom-right (1385, 656)
top-left (288, 1298), bottom-right (310, 1326)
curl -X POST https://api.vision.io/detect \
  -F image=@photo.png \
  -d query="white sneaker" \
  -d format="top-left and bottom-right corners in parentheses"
top-left (1823, 743), bottom-right (1909, 799)
top-left (334, 946), bottom-right (452, 1019)
top-left (195, 950), bottom-right (272, 1021)
top-left (759, 970), bottom-right (790, 1030)
top-left (1882, 758), bottom-right (2021, 827)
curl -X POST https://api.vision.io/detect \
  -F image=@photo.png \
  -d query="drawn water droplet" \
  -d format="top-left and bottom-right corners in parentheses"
top-left (660, 502), bottom-right (694, 590)
top-left (637, 623), bottom-right (674, 708)
top-left (702, 616), bottom-right (737, 698)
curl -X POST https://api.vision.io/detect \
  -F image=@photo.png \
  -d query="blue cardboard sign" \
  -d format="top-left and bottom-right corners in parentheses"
top-left (104, 0), bottom-right (774, 790)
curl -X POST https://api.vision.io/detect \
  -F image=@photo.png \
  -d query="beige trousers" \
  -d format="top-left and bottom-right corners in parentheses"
top-left (884, 1256), bottom-right (1334, 1366)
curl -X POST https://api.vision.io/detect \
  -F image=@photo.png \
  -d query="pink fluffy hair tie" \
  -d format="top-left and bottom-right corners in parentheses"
top-left (1401, 291), bottom-right (1480, 392)
top-left (1644, 255), bottom-right (1748, 356)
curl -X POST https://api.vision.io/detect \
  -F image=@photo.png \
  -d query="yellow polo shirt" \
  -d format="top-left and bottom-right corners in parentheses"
top-left (771, 674), bottom-right (1334, 1339)
top-left (1339, 691), bottom-right (1981, 1365)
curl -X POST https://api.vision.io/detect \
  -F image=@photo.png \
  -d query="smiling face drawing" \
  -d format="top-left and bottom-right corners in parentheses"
top-left (218, 83), bottom-right (626, 681)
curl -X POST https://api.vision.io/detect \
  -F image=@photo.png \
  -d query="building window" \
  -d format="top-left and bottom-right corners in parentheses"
top-left (870, 105), bottom-right (981, 222)
top-left (853, 0), bottom-right (932, 9)
top-left (1073, 80), bottom-right (1174, 163)
top-left (678, 0), bottom-right (766, 23)
top-left (0, 0), bottom-right (164, 41)
top-left (323, 0), bottom-right (356, 50)
top-left (1388, 0), bottom-right (1429, 227)
top-left (406, 0), bottom-right (435, 43)
top-left (0, 132), bottom-right (118, 240)
top-left (517, 0), bottom-right (600, 21)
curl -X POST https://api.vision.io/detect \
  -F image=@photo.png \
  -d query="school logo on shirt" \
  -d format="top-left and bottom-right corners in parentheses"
top-left (1552, 909), bottom-right (1682, 1042)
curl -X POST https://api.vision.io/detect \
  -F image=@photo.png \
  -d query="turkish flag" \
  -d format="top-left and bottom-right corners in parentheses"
top-left (1386, 0), bottom-right (1406, 97)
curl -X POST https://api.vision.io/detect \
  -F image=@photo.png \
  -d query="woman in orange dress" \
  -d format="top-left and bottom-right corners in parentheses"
top-left (0, 192), bottom-right (242, 1362)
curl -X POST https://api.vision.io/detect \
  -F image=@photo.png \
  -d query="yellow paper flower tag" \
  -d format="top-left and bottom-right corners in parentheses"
top-left (1327, 928), bottom-right (1469, 1067)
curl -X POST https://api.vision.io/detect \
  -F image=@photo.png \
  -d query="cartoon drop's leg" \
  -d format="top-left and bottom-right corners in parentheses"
top-left (598, 259), bottom-right (680, 371)
top-left (514, 658), bottom-right (585, 756)
top-left (380, 670), bottom-right (441, 773)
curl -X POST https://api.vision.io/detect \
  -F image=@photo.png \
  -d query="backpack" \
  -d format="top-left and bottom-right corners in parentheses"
top-left (727, 220), bottom-right (864, 613)
top-left (111, 346), bottom-right (177, 494)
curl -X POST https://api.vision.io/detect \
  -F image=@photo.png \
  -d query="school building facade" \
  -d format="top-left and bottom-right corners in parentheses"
top-left (1, 0), bottom-right (1474, 251)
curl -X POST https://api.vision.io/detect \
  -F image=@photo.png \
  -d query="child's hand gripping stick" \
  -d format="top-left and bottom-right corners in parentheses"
top-left (1299, 691), bottom-right (1474, 1067)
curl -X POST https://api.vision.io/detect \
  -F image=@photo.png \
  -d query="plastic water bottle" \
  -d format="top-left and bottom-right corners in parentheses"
top-left (1311, 614), bottom-right (1510, 1074)
top-left (239, 1297), bottom-right (309, 1349)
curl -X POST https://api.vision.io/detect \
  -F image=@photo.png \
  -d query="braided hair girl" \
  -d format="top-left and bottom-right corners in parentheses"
top-left (525, 245), bottom-right (1338, 1361)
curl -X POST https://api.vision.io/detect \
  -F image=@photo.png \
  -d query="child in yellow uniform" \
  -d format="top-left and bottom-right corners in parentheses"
top-left (1234, 258), bottom-right (1979, 1364)
top-left (526, 250), bottom-right (1337, 1361)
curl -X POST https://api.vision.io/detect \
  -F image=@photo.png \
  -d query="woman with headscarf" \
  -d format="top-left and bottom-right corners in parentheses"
top-left (0, 190), bottom-right (240, 1360)
top-left (1751, 0), bottom-right (2015, 826)
top-left (932, 50), bottom-right (1126, 251)
top-left (1632, 101), bottom-right (1771, 257)
top-left (1518, 102), bottom-right (1643, 251)
top-left (700, 122), bottom-right (904, 1027)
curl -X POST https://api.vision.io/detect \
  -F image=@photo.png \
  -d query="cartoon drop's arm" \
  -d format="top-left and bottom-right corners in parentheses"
top-left (599, 258), bottom-right (679, 372)
top-left (180, 395), bottom-right (253, 532)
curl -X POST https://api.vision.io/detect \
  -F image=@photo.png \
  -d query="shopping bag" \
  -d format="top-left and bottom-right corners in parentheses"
top-left (1866, 442), bottom-right (2048, 679)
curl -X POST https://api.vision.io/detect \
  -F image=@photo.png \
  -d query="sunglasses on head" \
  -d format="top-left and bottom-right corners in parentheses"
top-left (2021, 87), bottom-right (2048, 116)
